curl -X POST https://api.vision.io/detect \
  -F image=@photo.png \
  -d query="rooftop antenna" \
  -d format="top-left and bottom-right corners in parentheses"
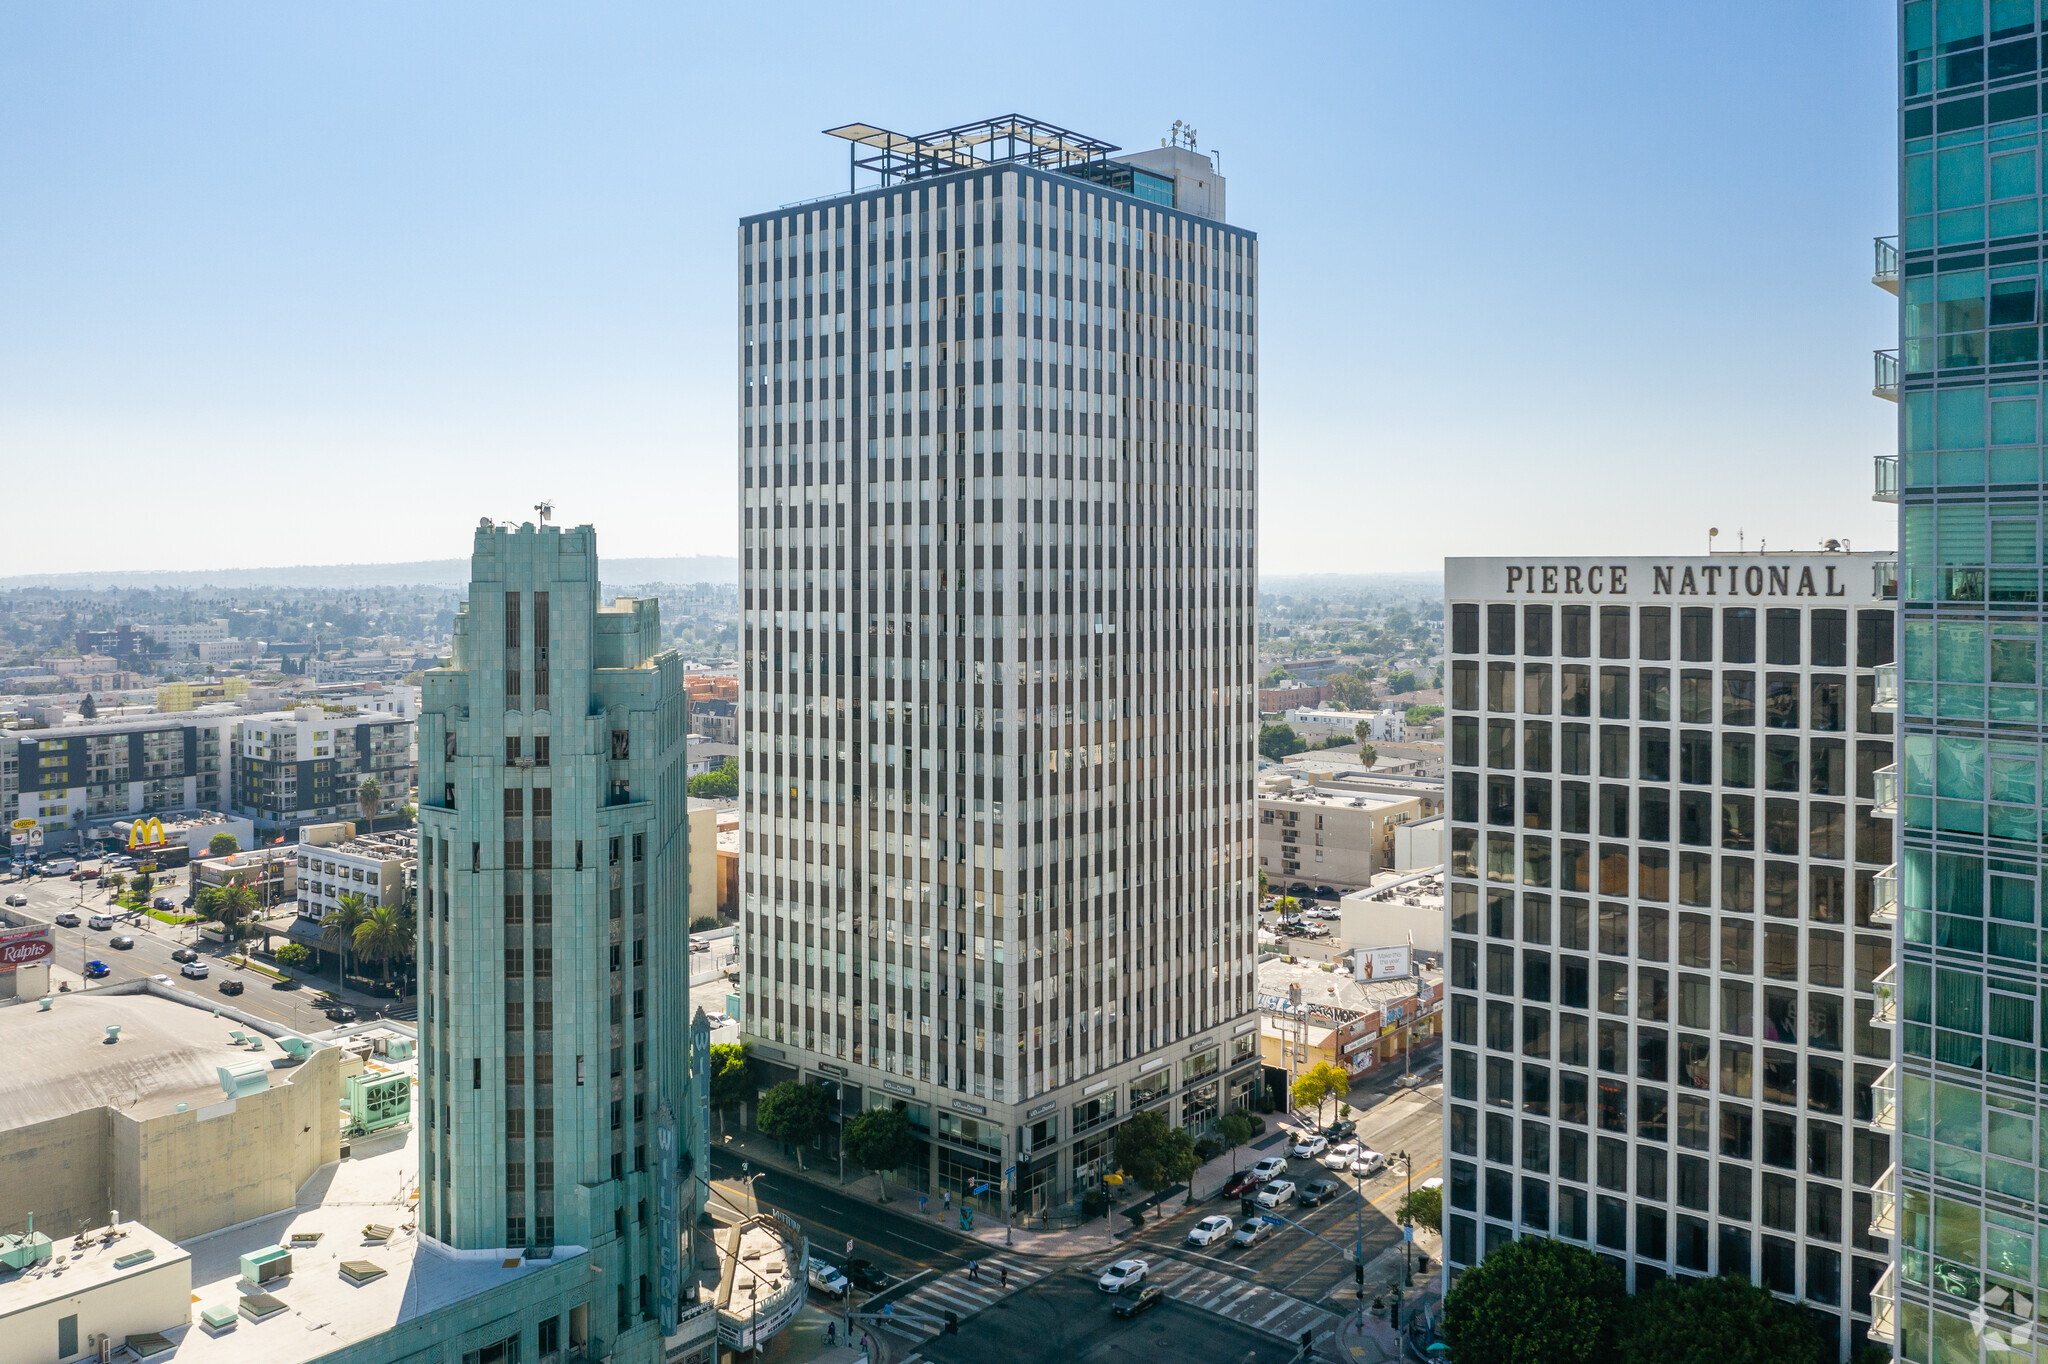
top-left (1708, 526), bottom-right (1719, 555)
top-left (1738, 527), bottom-right (1745, 552)
top-left (534, 501), bottom-right (554, 526)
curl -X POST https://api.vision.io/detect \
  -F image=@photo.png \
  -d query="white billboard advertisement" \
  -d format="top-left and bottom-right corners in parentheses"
top-left (1356, 945), bottom-right (1412, 980)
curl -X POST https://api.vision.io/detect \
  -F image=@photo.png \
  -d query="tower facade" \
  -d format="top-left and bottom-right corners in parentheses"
top-left (737, 116), bottom-right (1261, 1210)
top-left (1442, 555), bottom-right (1897, 1360)
top-left (1880, 4), bottom-right (2048, 1359)
top-left (416, 520), bottom-right (704, 1361)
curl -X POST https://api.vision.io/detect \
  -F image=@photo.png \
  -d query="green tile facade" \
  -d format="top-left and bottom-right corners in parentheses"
top-left (415, 521), bottom-right (707, 1362)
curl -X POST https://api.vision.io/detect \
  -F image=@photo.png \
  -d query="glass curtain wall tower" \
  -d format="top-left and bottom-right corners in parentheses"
top-left (1881, 3), bottom-right (2048, 1361)
top-left (736, 117), bottom-right (1262, 1211)
top-left (416, 520), bottom-right (704, 1364)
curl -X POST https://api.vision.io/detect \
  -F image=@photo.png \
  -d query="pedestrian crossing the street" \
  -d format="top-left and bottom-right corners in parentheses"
top-left (870, 1255), bottom-right (1050, 1339)
top-left (1149, 1261), bottom-right (1342, 1344)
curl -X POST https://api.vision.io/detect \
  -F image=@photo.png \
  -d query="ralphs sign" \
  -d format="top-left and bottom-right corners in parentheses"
top-left (0, 926), bottom-right (55, 970)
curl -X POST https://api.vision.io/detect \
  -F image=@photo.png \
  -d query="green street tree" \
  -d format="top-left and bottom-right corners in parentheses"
top-left (1357, 742), bottom-right (1377, 770)
top-left (688, 757), bottom-right (739, 800)
top-left (1290, 1061), bottom-right (1351, 1125)
top-left (755, 1080), bottom-right (833, 1166)
top-left (352, 904), bottom-right (415, 993)
top-left (1396, 1183), bottom-right (1441, 1233)
top-left (1111, 1108), bottom-right (1199, 1194)
top-left (1620, 1273), bottom-right (1827, 1364)
top-left (1258, 722), bottom-right (1305, 762)
top-left (207, 831), bottom-right (241, 857)
top-left (1440, 1236), bottom-right (1627, 1364)
top-left (357, 776), bottom-right (383, 823)
top-left (1216, 1111), bottom-right (1258, 1172)
top-left (323, 892), bottom-right (372, 990)
top-left (841, 1104), bottom-right (917, 1200)
top-left (198, 881), bottom-right (261, 948)
top-left (707, 1042), bottom-right (753, 1134)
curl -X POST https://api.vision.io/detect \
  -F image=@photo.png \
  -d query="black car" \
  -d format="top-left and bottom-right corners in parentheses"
top-left (109, 935), bottom-right (136, 950)
top-left (323, 1003), bottom-right (358, 1022)
top-left (217, 978), bottom-right (245, 995)
top-left (171, 948), bottom-right (199, 963)
top-left (1297, 1180), bottom-right (1340, 1208)
top-left (1111, 1285), bottom-right (1165, 1319)
top-left (843, 1259), bottom-right (890, 1292)
top-left (1321, 1119), bottom-right (1357, 1141)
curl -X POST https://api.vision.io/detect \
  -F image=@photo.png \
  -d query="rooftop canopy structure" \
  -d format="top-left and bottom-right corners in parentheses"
top-left (823, 114), bottom-right (1118, 188)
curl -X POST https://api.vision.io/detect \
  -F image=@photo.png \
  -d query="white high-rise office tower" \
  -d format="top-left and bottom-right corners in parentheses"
top-left (1441, 554), bottom-right (1898, 1361)
top-left (736, 116), bottom-right (1261, 1211)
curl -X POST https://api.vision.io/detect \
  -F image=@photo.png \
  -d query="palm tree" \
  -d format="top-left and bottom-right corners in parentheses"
top-left (198, 881), bottom-right (262, 949)
top-left (357, 776), bottom-right (382, 824)
top-left (323, 892), bottom-right (372, 993)
top-left (352, 904), bottom-right (414, 996)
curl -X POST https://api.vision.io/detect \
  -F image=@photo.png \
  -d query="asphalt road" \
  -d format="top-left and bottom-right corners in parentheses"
top-left (912, 1270), bottom-right (1282, 1364)
top-left (3, 870), bottom-right (356, 1032)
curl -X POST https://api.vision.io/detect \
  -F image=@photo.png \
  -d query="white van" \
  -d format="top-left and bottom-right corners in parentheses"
top-left (88, 913), bottom-right (115, 930)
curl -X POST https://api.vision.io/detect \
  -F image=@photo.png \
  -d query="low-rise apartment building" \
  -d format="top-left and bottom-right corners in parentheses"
top-left (230, 707), bottom-right (416, 835)
top-left (1259, 771), bottom-right (1431, 894)
top-left (1287, 705), bottom-right (1410, 743)
top-left (1, 715), bottom-right (231, 835)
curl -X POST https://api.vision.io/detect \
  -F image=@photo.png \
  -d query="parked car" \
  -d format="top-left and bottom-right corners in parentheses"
top-left (1111, 1285), bottom-right (1165, 1319)
top-left (88, 914), bottom-right (115, 930)
top-left (54, 911), bottom-right (80, 926)
top-left (1231, 1216), bottom-right (1279, 1248)
top-left (217, 978), bottom-right (245, 996)
top-left (181, 961), bottom-right (210, 979)
top-left (1220, 1170), bottom-right (1262, 1200)
top-left (1291, 1134), bottom-right (1328, 1159)
top-left (806, 1261), bottom-right (849, 1298)
top-left (170, 947), bottom-right (199, 963)
top-left (1097, 1258), bottom-right (1150, 1294)
top-left (1349, 1149), bottom-right (1389, 1178)
top-left (843, 1259), bottom-right (889, 1291)
top-left (1324, 1143), bottom-right (1360, 1170)
top-left (1321, 1119), bottom-right (1357, 1141)
top-left (84, 960), bottom-right (110, 979)
top-left (3, 893), bottom-right (24, 907)
top-left (1297, 1180), bottom-right (1339, 1208)
top-left (109, 935), bottom-right (135, 950)
top-left (705, 1012), bottom-right (735, 1029)
top-left (689, 940), bottom-right (711, 953)
top-left (1187, 1215), bottom-right (1234, 1247)
top-left (153, 897), bottom-right (176, 911)
top-left (1256, 1180), bottom-right (1296, 1209)
top-left (1248, 1156), bottom-right (1288, 1183)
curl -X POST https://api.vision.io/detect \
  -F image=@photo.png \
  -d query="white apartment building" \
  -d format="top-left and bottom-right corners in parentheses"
top-left (1442, 555), bottom-right (1896, 1359)
top-left (1258, 769), bottom-right (1430, 895)
top-left (294, 828), bottom-right (415, 921)
top-left (738, 116), bottom-right (1259, 1211)
top-left (147, 619), bottom-right (230, 652)
top-left (1287, 705), bottom-right (1409, 743)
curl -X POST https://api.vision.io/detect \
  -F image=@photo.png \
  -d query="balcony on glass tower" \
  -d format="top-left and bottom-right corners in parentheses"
top-left (1871, 1064), bottom-right (1898, 1132)
top-left (1871, 861), bottom-right (1899, 929)
top-left (1870, 963), bottom-right (1898, 1026)
top-left (1874, 348), bottom-right (1900, 401)
top-left (1872, 763), bottom-right (1901, 817)
top-left (1868, 1165), bottom-right (1897, 1240)
top-left (1873, 559), bottom-right (1899, 601)
top-left (1874, 453), bottom-right (1899, 503)
top-left (1868, 1263), bottom-right (1899, 1346)
top-left (1872, 662), bottom-right (1899, 712)
top-left (1874, 235), bottom-right (1899, 294)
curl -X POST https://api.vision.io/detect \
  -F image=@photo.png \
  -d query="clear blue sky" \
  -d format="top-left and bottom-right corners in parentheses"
top-left (0, 2), bottom-right (1896, 578)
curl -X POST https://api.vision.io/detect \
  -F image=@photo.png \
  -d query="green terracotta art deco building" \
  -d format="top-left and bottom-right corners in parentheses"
top-left (415, 519), bottom-right (709, 1363)
top-left (1880, 2), bottom-right (2048, 1361)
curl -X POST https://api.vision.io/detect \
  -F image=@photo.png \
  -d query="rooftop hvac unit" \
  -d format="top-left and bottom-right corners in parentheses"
top-left (217, 1059), bottom-right (270, 1099)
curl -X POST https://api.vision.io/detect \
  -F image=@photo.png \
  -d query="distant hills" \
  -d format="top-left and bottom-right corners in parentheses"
top-left (0, 555), bottom-right (740, 591)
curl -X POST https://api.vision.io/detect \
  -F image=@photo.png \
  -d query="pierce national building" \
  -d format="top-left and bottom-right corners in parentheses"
top-left (416, 519), bottom-right (709, 1361)
top-left (1441, 555), bottom-right (1897, 1360)
top-left (736, 116), bottom-right (1261, 1210)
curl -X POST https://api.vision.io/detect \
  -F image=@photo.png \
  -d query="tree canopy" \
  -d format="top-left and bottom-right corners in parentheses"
top-left (208, 831), bottom-right (241, 857)
top-left (1111, 1109), bottom-right (1199, 1193)
top-left (689, 757), bottom-right (739, 799)
top-left (708, 1042), bottom-right (753, 1112)
top-left (755, 1080), bottom-right (833, 1147)
top-left (1258, 722), bottom-right (1304, 762)
top-left (841, 1105), bottom-right (917, 1176)
top-left (1440, 1237), bottom-right (1628, 1364)
top-left (1290, 1062), bottom-right (1350, 1121)
top-left (1620, 1274), bottom-right (1827, 1364)
top-left (1397, 1183), bottom-right (1441, 1233)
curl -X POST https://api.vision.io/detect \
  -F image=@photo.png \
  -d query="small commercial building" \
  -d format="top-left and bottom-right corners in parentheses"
top-left (0, 1219), bottom-right (193, 1364)
top-left (1258, 771), bottom-right (1429, 895)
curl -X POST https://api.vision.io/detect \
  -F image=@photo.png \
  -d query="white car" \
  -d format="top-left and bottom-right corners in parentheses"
top-left (1098, 1258), bottom-right (1149, 1293)
top-left (1187, 1215), bottom-right (1234, 1247)
top-left (1231, 1217), bottom-right (1278, 1247)
top-left (4, 894), bottom-right (25, 906)
top-left (1248, 1156), bottom-right (1288, 1183)
top-left (181, 961), bottom-right (210, 979)
top-left (807, 1261), bottom-right (849, 1298)
top-left (705, 1012), bottom-right (735, 1029)
top-left (1256, 1180), bottom-right (1296, 1209)
top-left (1291, 1134), bottom-right (1328, 1159)
top-left (1324, 1143), bottom-right (1360, 1170)
top-left (88, 914), bottom-right (115, 930)
top-left (1349, 1149), bottom-right (1389, 1177)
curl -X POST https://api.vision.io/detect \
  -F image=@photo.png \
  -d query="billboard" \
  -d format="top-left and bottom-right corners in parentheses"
top-left (0, 926), bottom-right (55, 972)
top-left (1356, 945), bottom-right (1413, 980)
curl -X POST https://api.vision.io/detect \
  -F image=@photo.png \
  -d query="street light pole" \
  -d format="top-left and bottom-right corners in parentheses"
top-left (1399, 1147), bottom-right (1412, 1288)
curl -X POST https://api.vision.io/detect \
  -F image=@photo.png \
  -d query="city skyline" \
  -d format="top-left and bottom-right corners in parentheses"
top-left (2, 2), bottom-right (1895, 579)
